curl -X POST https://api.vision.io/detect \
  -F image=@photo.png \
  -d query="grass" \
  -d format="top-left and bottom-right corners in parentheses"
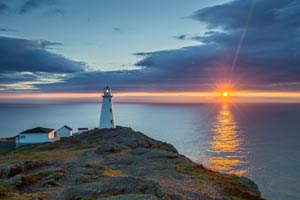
top-left (0, 170), bottom-right (52, 192)
top-left (70, 166), bottom-right (125, 186)
top-left (71, 144), bottom-right (95, 151)
top-left (175, 162), bottom-right (265, 200)
top-left (0, 192), bottom-right (46, 200)
top-left (0, 175), bottom-right (22, 192)
top-left (195, 178), bottom-right (204, 185)
top-left (0, 146), bottom-right (97, 164)
top-left (175, 162), bottom-right (205, 177)
top-left (0, 150), bottom-right (76, 163)
top-left (0, 167), bottom-right (65, 199)
top-left (100, 168), bottom-right (125, 177)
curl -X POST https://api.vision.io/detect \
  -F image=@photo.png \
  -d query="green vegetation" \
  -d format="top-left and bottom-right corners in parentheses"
top-left (0, 127), bottom-right (264, 200)
top-left (175, 162), bottom-right (205, 176)
top-left (0, 144), bottom-right (97, 164)
top-left (175, 162), bottom-right (265, 200)
top-left (0, 167), bottom-right (64, 199)
top-left (195, 178), bottom-right (204, 186)
top-left (69, 193), bottom-right (112, 200)
top-left (100, 168), bottom-right (125, 177)
top-left (0, 192), bottom-right (46, 200)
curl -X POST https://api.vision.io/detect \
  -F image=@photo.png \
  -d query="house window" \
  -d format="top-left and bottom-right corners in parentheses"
top-left (20, 135), bottom-right (26, 139)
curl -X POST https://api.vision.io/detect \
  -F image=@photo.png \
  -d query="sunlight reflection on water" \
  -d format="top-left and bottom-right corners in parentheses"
top-left (207, 104), bottom-right (247, 175)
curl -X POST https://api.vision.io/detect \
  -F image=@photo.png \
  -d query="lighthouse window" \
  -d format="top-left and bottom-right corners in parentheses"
top-left (110, 108), bottom-right (112, 112)
top-left (109, 99), bottom-right (111, 102)
top-left (111, 120), bottom-right (113, 124)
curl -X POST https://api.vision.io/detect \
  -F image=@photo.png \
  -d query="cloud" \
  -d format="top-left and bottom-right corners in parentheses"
top-left (19, 0), bottom-right (57, 14)
top-left (37, 69), bottom-right (203, 93)
top-left (0, 28), bottom-right (17, 32)
top-left (130, 0), bottom-right (300, 91)
top-left (113, 27), bottom-right (122, 32)
top-left (0, 72), bottom-right (37, 84)
top-left (2, 0), bottom-right (300, 93)
top-left (0, 2), bottom-right (8, 14)
top-left (24, 0), bottom-right (300, 93)
top-left (174, 34), bottom-right (187, 40)
top-left (44, 8), bottom-right (64, 16)
top-left (0, 36), bottom-right (85, 74)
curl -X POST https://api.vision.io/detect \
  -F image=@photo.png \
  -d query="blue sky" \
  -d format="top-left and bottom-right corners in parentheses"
top-left (0, 0), bottom-right (300, 94)
top-left (0, 0), bottom-right (229, 71)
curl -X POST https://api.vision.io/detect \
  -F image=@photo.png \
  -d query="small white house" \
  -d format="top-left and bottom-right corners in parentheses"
top-left (55, 125), bottom-right (72, 138)
top-left (16, 127), bottom-right (57, 147)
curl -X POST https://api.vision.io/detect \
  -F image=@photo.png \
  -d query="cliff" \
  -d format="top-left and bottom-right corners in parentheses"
top-left (0, 127), bottom-right (265, 200)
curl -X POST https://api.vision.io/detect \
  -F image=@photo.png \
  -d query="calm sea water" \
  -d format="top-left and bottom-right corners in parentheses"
top-left (0, 103), bottom-right (300, 200)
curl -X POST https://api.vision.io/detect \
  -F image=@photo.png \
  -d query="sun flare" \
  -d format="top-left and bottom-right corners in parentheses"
top-left (222, 92), bottom-right (229, 97)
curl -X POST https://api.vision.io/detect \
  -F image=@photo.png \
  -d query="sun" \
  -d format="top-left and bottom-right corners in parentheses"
top-left (222, 92), bottom-right (229, 97)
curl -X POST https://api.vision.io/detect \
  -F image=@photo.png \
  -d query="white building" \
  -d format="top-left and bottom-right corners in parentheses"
top-left (16, 127), bottom-right (57, 147)
top-left (78, 128), bottom-right (89, 134)
top-left (99, 86), bottom-right (116, 128)
top-left (55, 125), bottom-right (72, 138)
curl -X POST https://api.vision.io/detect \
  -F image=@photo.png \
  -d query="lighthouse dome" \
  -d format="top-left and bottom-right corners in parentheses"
top-left (103, 86), bottom-right (112, 97)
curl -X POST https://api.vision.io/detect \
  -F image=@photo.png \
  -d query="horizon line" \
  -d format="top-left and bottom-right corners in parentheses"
top-left (0, 91), bottom-right (300, 103)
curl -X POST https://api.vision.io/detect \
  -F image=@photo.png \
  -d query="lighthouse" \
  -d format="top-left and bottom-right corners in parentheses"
top-left (99, 86), bottom-right (116, 128)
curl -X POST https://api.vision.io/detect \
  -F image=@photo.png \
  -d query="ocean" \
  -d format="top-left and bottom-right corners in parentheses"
top-left (0, 103), bottom-right (299, 200)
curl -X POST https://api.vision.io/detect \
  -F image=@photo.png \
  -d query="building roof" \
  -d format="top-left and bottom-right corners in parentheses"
top-left (55, 125), bottom-right (73, 132)
top-left (78, 128), bottom-right (89, 130)
top-left (63, 125), bottom-right (72, 130)
top-left (20, 127), bottom-right (54, 134)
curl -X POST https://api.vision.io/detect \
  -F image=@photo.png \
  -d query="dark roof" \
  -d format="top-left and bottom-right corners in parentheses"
top-left (63, 125), bottom-right (72, 130)
top-left (78, 128), bottom-right (89, 130)
top-left (20, 127), bottom-right (54, 134)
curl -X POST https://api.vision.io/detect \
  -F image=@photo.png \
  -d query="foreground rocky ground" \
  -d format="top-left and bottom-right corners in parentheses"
top-left (0, 127), bottom-right (265, 200)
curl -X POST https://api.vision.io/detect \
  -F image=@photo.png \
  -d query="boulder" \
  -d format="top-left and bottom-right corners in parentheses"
top-left (66, 176), bottom-right (166, 200)
top-left (0, 160), bottom-right (50, 179)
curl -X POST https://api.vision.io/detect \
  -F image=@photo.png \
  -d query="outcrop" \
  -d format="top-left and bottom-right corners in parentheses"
top-left (0, 127), bottom-right (265, 200)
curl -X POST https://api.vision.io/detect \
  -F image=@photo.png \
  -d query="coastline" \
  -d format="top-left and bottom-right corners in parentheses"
top-left (0, 127), bottom-right (265, 200)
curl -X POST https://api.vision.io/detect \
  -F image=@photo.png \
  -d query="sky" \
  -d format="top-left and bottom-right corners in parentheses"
top-left (0, 0), bottom-right (300, 103)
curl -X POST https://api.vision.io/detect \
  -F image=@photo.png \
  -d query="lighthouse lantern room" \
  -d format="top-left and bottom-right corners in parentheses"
top-left (99, 86), bottom-right (116, 128)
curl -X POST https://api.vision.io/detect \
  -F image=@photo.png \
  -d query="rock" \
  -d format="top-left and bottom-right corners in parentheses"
top-left (44, 168), bottom-right (66, 181)
top-left (239, 176), bottom-right (261, 196)
top-left (0, 174), bottom-right (22, 189)
top-left (0, 160), bottom-right (50, 178)
top-left (41, 178), bottom-right (61, 187)
top-left (156, 142), bottom-right (178, 154)
top-left (95, 142), bottom-right (127, 154)
top-left (167, 194), bottom-right (183, 200)
top-left (106, 148), bottom-right (187, 177)
top-left (24, 160), bottom-right (50, 170)
top-left (0, 163), bottom-right (12, 178)
top-left (77, 127), bottom-right (177, 152)
top-left (41, 168), bottom-right (66, 187)
top-left (98, 194), bottom-right (158, 200)
top-left (0, 162), bottom-right (24, 178)
top-left (1, 127), bottom-right (264, 200)
top-left (66, 176), bottom-right (166, 200)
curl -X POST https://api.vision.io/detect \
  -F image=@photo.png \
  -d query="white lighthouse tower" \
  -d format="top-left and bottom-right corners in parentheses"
top-left (99, 86), bottom-right (116, 128)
